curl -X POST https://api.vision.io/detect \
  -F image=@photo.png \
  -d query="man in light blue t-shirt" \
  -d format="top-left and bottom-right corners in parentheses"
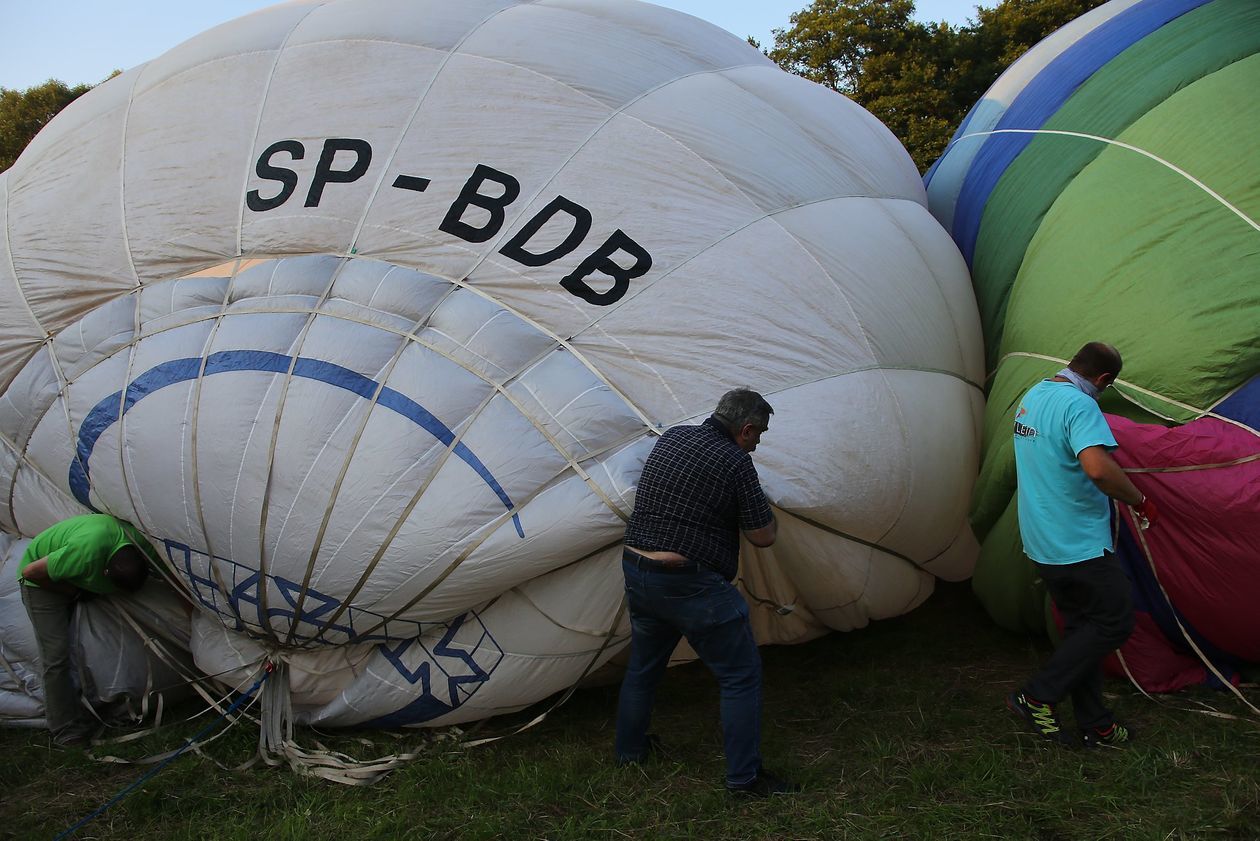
top-left (1007, 342), bottom-right (1157, 749)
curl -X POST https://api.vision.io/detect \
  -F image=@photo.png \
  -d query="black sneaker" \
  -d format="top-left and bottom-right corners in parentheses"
top-left (1006, 690), bottom-right (1075, 747)
top-left (616, 733), bottom-right (662, 766)
top-left (1082, 721), bottom-right (1134, 748)
top-left (727, 768), bottom-right (802, 798)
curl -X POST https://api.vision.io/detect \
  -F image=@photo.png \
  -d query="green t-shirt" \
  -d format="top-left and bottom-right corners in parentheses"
top-left (18, 514), bottom-right (155, 593)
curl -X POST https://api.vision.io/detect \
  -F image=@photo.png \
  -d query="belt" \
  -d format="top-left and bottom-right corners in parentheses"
top-left (623, 547), bottom-right (698, 574)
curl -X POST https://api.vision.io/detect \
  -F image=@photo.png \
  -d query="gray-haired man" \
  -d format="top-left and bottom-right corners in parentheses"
top-left (614, 388), bottom-right (797, 797)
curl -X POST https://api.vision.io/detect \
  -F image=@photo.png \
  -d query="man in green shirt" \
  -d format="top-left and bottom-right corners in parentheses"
top-left (17, 513), bottom-right (153, 745)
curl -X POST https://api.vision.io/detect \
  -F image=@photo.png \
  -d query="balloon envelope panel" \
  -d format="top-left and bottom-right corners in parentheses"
top-left (926, 0), bottom-right (1259, 687)
top-left (0, 0), bottom-right (982, 726)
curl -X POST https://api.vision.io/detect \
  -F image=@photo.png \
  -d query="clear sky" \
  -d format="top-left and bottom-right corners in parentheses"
top-left (2, 0), bottom-right (985, 91)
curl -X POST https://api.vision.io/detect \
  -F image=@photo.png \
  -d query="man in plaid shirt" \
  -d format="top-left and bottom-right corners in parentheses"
top-left (615, 388), bottom-right (797, 797)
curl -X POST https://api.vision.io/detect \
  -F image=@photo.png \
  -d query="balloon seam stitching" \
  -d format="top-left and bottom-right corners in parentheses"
top-left (296, 373), bottom-right (512, 645)
top-left (280, 282), bottom-right (426, 647)
top-left (952, 128), bottom-right (1260, 234)
top-left (253, 258), bottom-right (355, 644)
top-left (781, 508), bottom-right (927, 570)
top-left (332, 421), bottom-right (574, 646)
top-left (0, 179), bottom-right (46, 342)
top-left (186, 262), bottom-right (252, 626)
top-left (998, 350), bottom-right (1254, 434)
top-left (233, 1), bottom-right (328, 259)
top-left (441, 64), bottom-right (776, 420)
top-left (344, 0), bottom-right (550, 254)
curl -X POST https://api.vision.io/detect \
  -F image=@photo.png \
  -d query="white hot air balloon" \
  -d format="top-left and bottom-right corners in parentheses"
top-left (0, 0), bottom-right (983, 731)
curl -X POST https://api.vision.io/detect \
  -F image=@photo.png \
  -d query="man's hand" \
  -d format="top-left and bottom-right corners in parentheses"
top-left (1132, 496), bottom-right (1158, 530)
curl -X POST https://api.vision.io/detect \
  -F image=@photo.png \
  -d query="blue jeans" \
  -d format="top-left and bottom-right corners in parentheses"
top-left (615, 555), bottom-right (762, 786)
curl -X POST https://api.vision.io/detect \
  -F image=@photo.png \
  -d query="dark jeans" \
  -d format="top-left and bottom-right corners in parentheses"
top-left (1026, 552), bottom-right (1135, 730)
top-left (615, 554), bottom-right (762, 786)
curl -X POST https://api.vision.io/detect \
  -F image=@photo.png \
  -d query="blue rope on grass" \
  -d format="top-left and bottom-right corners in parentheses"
top-left (55, 665), bottom-right (273, 841)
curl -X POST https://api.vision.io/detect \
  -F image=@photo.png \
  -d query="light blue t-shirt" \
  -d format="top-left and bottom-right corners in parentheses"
top-left (1013, 379), bottom-right (1118, 565)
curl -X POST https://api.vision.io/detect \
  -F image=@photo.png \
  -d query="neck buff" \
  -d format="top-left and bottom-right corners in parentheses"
top-left (1056, 368), bottom-right (1101, 400)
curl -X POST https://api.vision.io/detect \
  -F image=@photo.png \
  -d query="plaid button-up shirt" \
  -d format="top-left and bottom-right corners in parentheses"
top-left (623, 416), bottom-right (773, 580)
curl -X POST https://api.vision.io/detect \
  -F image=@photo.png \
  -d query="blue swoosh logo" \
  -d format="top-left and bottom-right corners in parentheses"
top-left (69, 349), bottom-right (525, 538)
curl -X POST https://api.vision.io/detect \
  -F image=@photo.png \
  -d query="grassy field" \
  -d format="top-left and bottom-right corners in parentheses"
top-left (3, 581), bottom-right (1258, 841)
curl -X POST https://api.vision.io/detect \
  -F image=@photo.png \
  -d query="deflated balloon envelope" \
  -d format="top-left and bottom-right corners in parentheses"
top-left (0, 0), bottom-right (983, 727)
top-left (926, 0), bottom-right (1260, 689)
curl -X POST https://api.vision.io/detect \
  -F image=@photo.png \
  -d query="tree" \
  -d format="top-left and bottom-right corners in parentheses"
top-left (770, 0), bottom-right (918, 93)
top-left (770, 0), bottom-right (1109, 171)
top-left (950, 0), bottom-right (1109, 112)
top-left (850, 20), bottom-right (968, 168)
top-left (0, 79), bottom-right (92, 173)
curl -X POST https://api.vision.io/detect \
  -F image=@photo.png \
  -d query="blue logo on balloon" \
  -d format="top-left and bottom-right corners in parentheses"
top-left (68, 349), bottom-right (525, 538)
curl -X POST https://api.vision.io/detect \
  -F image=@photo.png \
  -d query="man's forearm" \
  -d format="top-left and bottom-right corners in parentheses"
top-left (20, 559), bottom-right (80, 596)
top-left (1090, 469), bottom-right (1143, 506)
top-left (743, 512), bottom-right (778, 548)
top-left (1080, 447), bottom-right (1144, 506)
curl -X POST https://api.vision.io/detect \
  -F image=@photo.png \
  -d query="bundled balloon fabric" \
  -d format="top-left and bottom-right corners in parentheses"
top-left (0, 0), bottom-right (983, 735)
top-left (927, 0), bottom-right (1259, 693)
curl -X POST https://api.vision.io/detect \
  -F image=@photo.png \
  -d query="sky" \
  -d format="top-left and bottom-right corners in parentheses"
top-left (2, 0), bottom-right (985, 91)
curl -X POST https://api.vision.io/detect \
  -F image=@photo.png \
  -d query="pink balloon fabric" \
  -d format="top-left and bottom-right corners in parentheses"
top-left (1100, 414), bottom-right (1260, 691)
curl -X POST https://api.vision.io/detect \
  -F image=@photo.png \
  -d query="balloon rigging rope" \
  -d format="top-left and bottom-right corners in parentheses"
top-left (104, 601), bottom-right (265, 729)
top-left (996, 351), bottom-right (1259, 437)
top-left (257, 596), bottom-right (629, 784)
top-left (277, 269), bottom-right (460, 645)
top-left (462, 595), bottom-right (629, 751)
top-left (950, 128), bottom-right (1260, 234)
top-left (293, 341), bottom-right (558, 646)
top-left (116, 67), bottom-right (142, 291)
top-left (12, 261), bottom-right (638, 650)
top-left (0, 181), bottom-right (45, 339)
top-left (0, 647), bottom-right (32, 699)
top-left (54, 663), bottom-right (272, 841)
top-left (344, 0), bottom-right (546, 257)
top-left (67, 590), bottom-right (628, 787)
top-left (113, 221), bottom-right (155, 559)
top-left (1122, 500), bottom-right (1260, 718)
top-left (1122, 452), bottom-right (1260, 473)
top-left (2, 273), bottom-right (965, 625)
top-left (283, 275), bottom-right (635, 645)
top-left (187, 260), bottom-right (258, 629)
top-left (0, 429), bottom-right (57, 532)
top-left (251, 260), bottom-right (356, 645)
top-left (325, 424), bottom-right (579, 645)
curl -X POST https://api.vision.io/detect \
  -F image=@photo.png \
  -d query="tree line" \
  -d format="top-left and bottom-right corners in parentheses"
top-left (766, 0), bottom-right (1108, 170)
top-left (1, 1), bottom-right (1107, 174)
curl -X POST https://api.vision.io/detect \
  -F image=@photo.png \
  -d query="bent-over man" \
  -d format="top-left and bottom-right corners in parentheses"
top-left (614, 388), bottom-right (797, 796)
top-left (18, 513), bottom-right (152, 745)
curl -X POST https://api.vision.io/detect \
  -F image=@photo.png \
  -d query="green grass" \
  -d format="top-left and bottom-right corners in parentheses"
top-left (4, 582), bottom-right (1259, 840)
